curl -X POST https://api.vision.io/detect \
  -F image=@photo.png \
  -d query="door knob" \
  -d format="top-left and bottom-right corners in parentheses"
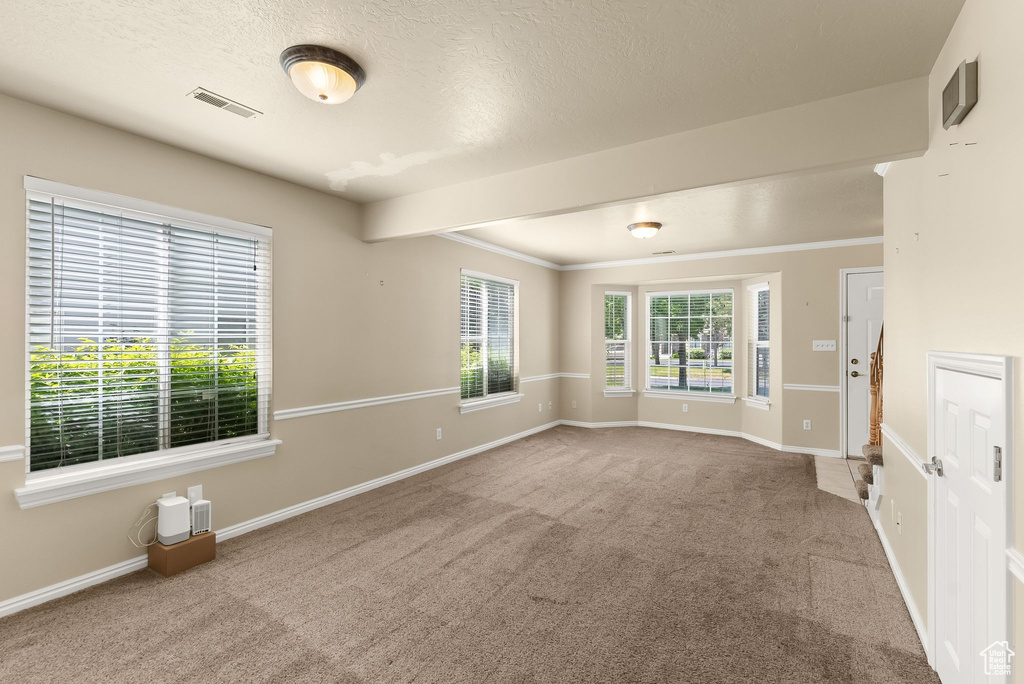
top-left (851, 358), bottom-right (859, 365)
top-left (850, 370), bottom-right (861, 377)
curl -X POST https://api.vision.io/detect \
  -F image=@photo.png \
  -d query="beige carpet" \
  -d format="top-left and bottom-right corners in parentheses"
top-left (0, 426), bottom-right (936, 683)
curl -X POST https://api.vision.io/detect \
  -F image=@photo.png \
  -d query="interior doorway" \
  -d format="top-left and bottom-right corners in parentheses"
top-left (840, 268), bottom-right (884, 458)
top-left (928, 352), bottom-right (1012, 684)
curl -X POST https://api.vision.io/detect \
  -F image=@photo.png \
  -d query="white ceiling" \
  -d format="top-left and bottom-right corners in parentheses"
top-left (459, 166), bottom-right (881, 265)
top-left (0, 0), bottom-right (962, 203)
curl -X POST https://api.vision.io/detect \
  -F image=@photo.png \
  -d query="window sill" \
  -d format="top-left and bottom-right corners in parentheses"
top-left (459, 392), bottom-right (524, 414)
top-left (603, 389), bottom-right (636, 398)
top-left (642, 390), bottom-right (737, 404)
top-left (742, 397), bottom-right (771, 410)
top-left (14, 436), bottom-right (280, 509)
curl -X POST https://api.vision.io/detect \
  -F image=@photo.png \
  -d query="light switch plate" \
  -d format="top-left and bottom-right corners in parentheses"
top-left (187, 485), bottom-right (203, 505)
top-left (812, 340), bottom-right (837, 352)
top-left (436, 428), bottom-right (442, 441)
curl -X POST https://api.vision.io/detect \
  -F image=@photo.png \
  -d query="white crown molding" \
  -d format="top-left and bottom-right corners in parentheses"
top-left (880, 422), bottom-right (927, 477)
top-left (0, 445), bottom-right (25, 463)
top-left (783, 384), bottom-right (841, 393)
top-left (560, 236), bottom-right (884, 271)
top-left (0, 419), bottom-right (562, 619)
top-left (437, 232), bottom-right (562, 270)
top-left (274, 387), bottom-right (460, 421)
top-left (1008, 548), bottom-right (1024, 585)
top-left (439, 233), bottom-right (884, 272)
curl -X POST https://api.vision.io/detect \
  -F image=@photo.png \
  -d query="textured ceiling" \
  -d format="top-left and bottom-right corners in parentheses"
top-left (460, 166), bottom-right (882, 265)
top-left (0, 0), bottom-right (963, 202)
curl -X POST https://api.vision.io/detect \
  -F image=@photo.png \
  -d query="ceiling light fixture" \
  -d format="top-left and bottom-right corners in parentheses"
top-left (280, 45), bottom-right (366, 104)
top-left (627, 222), bottom-right (662, 239)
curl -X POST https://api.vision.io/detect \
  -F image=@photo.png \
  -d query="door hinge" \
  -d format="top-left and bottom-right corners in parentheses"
top-left (994, 446), bottom-right (1002, 482)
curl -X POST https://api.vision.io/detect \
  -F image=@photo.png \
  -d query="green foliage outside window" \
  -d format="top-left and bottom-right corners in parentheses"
top-left (30, 334), bottom-right (258, 471)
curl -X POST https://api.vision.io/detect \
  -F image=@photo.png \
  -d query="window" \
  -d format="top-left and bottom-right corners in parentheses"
top-left (460, 271), bottom-right (518, 404)
top-left (604, 292), bottom-right (631, 392)
top-left (748, 285), bottom-right (770, 400)
top-left (26, 181), bottom-right (272, 474)
top-left (647, 290), bottom-right (733, 394)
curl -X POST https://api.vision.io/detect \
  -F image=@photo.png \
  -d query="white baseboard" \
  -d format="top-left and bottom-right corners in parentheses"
top-left (562, 419), bottom-right (841, 458)
top-left (560, 420), bottom-right (639, 429)
top-left (0, 420), bottom-right (562, 619)
top-left (0, 555), bottom-right (149, 619)
top-left (218, 420), bottom-right (561, 542)
top-left (0, 418), bottom-right (840, 619)
top-left (874, 518), bottom-right (931, 663)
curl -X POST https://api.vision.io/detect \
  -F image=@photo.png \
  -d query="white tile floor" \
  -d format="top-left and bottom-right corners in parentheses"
top-left (814, 454), bottom-right (864, 503)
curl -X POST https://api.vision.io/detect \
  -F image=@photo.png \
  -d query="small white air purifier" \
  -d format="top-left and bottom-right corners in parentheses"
top-left (191, 499), bottom-right (212, 535)
top-left (157, 496), bottom-right (191, 545)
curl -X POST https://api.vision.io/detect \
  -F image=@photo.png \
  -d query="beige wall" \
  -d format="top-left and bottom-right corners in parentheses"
top-left (0, 94), bottom-right (561, 603)
top-left (558, 245), bottom-right (882, 451)
top-left (881, 0), bottom-right (1024, 657)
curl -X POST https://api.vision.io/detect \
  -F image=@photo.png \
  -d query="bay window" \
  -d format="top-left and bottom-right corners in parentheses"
top-left (646, 290), bottom-right (733, 395)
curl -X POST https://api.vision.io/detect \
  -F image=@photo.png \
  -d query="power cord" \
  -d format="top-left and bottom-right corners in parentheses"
top-left (127, 502), bottom-right (159, 548)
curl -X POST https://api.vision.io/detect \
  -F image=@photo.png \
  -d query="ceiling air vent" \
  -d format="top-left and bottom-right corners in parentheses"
top-left (188, 88), bottom-right (262, 119)
top-left (652, 250), bottom-right (676, 256)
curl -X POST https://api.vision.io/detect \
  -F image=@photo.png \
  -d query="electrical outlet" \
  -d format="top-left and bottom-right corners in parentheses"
top-left (538, 403), bottom-right (542, 413)
top-left (436, 428), bottom-right (442, 441)
top-left (682, 404), bottom-right (688, 413)
top-left (187, 485), bottom-right (203, 505)
top-left (572, 400), bottom-right (577, 409)
top-left (803, 419), bottom-right (812, 431)
top-left (897, 512), bottom-right (903, 536)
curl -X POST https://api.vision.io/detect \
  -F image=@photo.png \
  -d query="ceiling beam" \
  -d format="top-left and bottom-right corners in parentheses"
top-left (362, 77), bottom-right (927, 242)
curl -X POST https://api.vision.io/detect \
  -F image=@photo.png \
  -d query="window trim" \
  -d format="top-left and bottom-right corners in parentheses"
top-left (21, 177), bottom-right (275, 496)
top-left (459, 269), bottom-right (520, 405)
top-left (604, 290), bottom-right (632, 392)
top-left (15, 435), bottom-right (280, 509)
top-left (746, 282), bottom-right (770, 404)
top-left (644, 288), bottom-right (736, 399)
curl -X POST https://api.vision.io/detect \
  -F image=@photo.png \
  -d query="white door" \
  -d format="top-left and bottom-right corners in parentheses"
top-left (933, 361), bottom-right (1010, 684)
top-left (845, 270), bottom-right (883, 456)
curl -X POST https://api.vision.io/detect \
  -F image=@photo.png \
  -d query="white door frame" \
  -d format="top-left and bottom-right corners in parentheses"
top-left (839, 266), bottom-right (884, 459)
top-left (926, 350), bottom-right (1014, 670)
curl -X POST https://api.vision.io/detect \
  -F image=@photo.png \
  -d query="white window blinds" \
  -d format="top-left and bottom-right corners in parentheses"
top-left (604, 293), bottom-right (631, 389)
top-left (647, 291), bottom-right (733, 394)
top-left (26, 183), bottom-right (271, 473)
top-left (460, 271), bottom-right (518, 401)
top-left (748, 285), bottom-right (770, 399)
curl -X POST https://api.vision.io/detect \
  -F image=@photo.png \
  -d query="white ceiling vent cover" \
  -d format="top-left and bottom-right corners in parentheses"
top-left (188, 88), bottom-right (262, 119)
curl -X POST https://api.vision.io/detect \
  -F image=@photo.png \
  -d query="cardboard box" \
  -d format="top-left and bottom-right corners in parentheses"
top-left (148, 532), bottom-right (216, 577)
